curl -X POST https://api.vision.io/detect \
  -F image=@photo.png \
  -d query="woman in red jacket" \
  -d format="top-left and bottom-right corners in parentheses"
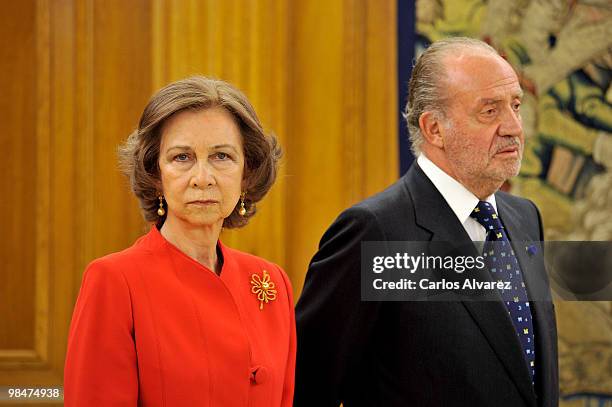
top-left (64, 76), bottom-right (295, 406)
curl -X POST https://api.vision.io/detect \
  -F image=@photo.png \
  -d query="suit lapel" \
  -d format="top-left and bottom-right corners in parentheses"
top-left (496, 197), bottom-right (540, 298)
top-left (496, 197), bottom-right (550, 304)
top-left (497, 195), bottom-right (554, 406)
top-left (460, 303), bottom-right (537, 406)
top-left (406, 164), bottom-right (537, 406)
top-left (406, 163), bottom-right (472, 244)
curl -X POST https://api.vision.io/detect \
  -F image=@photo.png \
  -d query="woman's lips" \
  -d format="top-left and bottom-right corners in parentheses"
top-left (188, 200), bottom-right (219, 205)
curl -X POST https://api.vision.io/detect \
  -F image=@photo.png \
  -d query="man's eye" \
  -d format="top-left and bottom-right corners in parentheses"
top-left (512, 103), bottom-right (521, 111)
top-left (484, 108), bottom-right (496, 116)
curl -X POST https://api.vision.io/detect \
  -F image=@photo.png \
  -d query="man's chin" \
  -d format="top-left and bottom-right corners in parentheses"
top-left (490, 158), bottom-right (522, 178)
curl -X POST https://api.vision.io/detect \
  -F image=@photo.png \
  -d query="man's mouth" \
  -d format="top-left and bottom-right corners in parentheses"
top-left (495, 145), bottom-right (519, 156)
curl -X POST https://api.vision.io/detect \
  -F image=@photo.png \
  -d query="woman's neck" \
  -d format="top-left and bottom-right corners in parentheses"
top-left (160, 215), bottom-right (223, 274)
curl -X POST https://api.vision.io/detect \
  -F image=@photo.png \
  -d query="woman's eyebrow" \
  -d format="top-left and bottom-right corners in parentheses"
top-left (165, 145), bottom-right (191, 152)
top-left (211, 144), bottom-right (239, 153)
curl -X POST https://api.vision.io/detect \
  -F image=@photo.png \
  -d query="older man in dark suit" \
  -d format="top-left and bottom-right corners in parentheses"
top-left (294, 37), bottom-right (558, 407)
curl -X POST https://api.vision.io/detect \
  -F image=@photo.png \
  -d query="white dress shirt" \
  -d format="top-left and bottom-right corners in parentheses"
top-left (417, 154), bottom-right (497, 242)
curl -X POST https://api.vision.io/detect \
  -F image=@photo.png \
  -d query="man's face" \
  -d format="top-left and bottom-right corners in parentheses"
top-left (439, 52), bottom-right (524, 189)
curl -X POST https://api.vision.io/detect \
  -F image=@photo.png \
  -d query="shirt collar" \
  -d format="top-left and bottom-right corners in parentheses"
top-left (417, 154), bottom-right (497, 225)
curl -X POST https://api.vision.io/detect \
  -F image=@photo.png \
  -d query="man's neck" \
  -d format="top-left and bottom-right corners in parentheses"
top-left (420, 148), bottom-right (502, 200)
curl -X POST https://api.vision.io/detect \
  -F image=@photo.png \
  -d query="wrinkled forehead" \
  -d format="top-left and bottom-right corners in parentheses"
top-left (440, 51), bottom-right (522, 102)
top-left (159, 106), bottom-right (243, 151)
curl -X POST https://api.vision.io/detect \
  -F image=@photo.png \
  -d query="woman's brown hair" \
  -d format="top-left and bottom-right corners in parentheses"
top-left (118, 76), bottom-right (281, 228)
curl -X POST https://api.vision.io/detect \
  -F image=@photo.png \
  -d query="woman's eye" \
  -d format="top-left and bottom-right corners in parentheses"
top-left (214, 152), bottom-right (231, 160)
top-left (174, 153), bottom-right (190, 162)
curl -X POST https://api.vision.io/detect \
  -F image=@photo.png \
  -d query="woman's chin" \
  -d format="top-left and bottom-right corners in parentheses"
top-left (172, 210), bottom-right (225, 228)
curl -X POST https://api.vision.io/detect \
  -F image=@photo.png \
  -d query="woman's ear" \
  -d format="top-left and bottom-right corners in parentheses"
top-left (154, 180), bottom-right (163, 194)
top-left (418, 111), bottom-right (445, 149)
top-left (240, 171), bottom-right (249, 192)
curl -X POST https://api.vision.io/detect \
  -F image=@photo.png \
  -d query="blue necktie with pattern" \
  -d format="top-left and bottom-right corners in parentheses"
top-left (470, 201), bottom-right (535, 384)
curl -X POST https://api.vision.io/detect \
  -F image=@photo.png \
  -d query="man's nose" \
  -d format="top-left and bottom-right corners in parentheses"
top-left (499, 106), bottom-right (522, 137)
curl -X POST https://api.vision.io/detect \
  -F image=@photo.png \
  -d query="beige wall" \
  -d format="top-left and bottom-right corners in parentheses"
top-left (0, 0), bottom-right (397, 401)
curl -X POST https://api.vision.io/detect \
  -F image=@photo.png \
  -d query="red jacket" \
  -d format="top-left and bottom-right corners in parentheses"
top-left (65, 226), bottom-right (296, 406)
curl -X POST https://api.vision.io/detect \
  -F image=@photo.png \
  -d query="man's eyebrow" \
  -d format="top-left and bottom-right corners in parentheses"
top-left (479, 98), bottom-right (502, 105)
top-left (478, 91), bottom-right (524, 105)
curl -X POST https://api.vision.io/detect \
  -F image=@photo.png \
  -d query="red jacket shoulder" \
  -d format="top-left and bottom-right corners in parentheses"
top-left (223, 246), bottom-right (293, 294)
top-left (85, 234), bottom-right (151, 277)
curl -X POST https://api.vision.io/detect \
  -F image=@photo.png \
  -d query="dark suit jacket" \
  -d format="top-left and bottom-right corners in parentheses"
top-left (294, 163), bottom-right (558, 407)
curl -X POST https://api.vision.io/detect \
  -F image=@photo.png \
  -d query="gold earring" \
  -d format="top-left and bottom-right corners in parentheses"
top-left (157, 195), bottom-right (165, 216)
top-left (239, 192), bottom-right (247, 216)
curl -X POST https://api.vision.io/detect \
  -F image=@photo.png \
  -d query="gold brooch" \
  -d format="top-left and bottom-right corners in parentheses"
top-left (250, 270), bottom-right (277, 310)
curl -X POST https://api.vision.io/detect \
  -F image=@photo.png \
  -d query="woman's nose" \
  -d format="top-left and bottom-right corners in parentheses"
top-left (191, 161), bottom-right (216, 188)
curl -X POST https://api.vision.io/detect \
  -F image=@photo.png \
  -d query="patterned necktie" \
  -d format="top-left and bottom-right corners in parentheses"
top-left (470, 201), bottom-right (535, 384)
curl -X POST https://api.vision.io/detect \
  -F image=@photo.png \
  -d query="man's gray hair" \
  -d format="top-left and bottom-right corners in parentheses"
top-left (404, 37), bottom-right (499, 155)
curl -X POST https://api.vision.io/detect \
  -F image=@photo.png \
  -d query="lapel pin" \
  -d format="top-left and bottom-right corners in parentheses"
top-left (250, 270), bottom-right (277, 310)
top-left (526, 245), bottom-right (538, 256)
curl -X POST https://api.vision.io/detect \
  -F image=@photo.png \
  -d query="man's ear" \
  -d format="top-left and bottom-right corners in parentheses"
top-left (418, 111), bottom-right (445, 149)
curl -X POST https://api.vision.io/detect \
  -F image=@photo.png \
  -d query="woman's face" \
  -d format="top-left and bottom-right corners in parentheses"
top-left (158, 107), bottom-right (244, 228)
